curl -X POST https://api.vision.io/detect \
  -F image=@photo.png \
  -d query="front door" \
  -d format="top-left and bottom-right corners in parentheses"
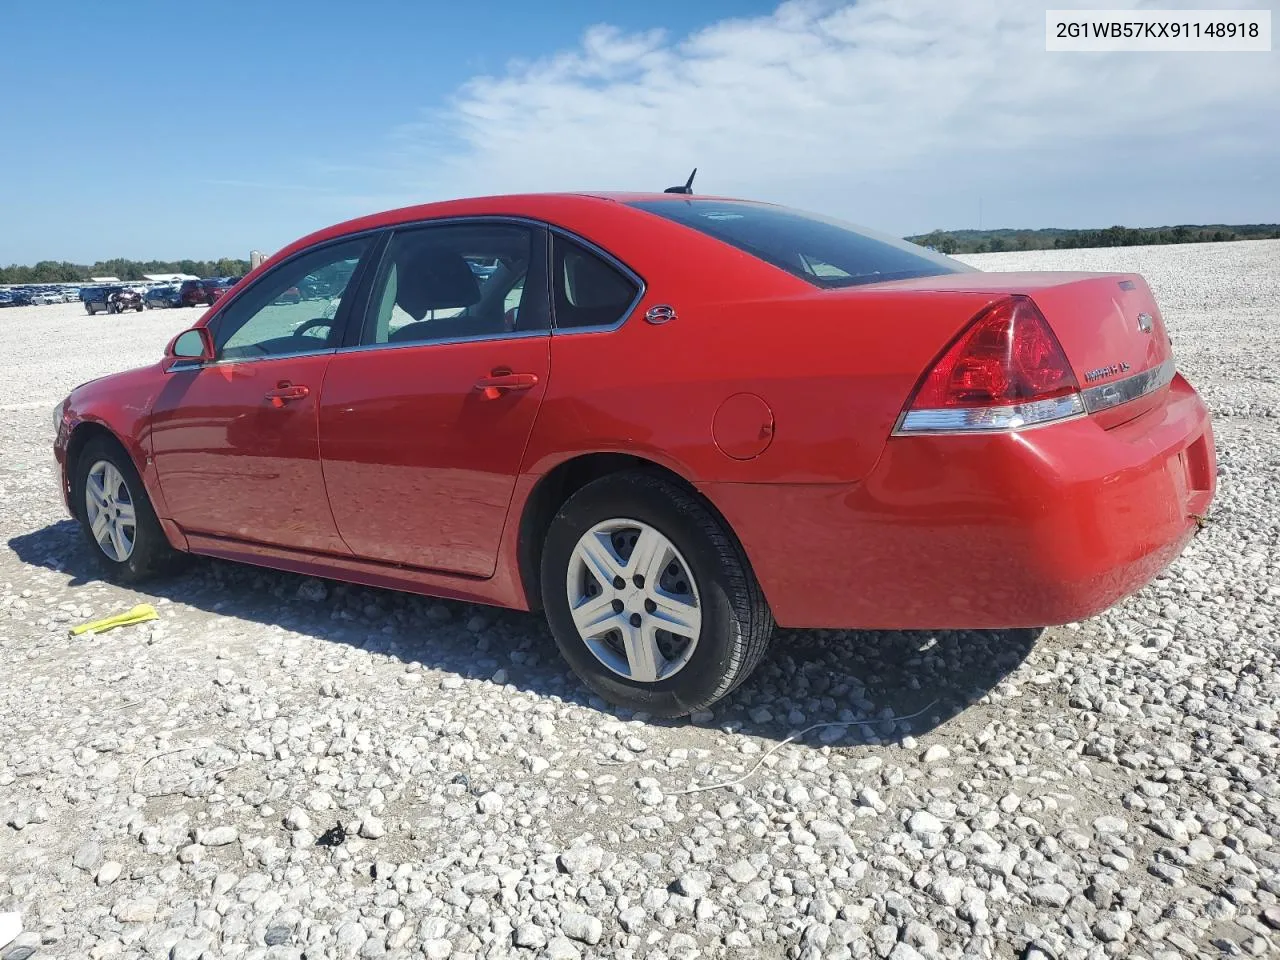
top-left (319, 220), bottom-right (552, 577)
top-left (150, 236), bottom-right (373, 553)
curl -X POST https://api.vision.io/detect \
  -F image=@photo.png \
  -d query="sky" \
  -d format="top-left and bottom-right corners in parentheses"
top-left (0, 0), bottom-right (1276, 264)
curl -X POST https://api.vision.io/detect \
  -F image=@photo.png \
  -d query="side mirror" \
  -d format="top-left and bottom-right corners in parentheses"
top-left (166, 327), bottom-right (214, 362)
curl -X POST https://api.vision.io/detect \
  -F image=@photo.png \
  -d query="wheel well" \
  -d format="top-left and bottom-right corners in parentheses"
top-left (64, 423), bottom-right (128, 513)
top-left (517, 454), bottom-right (719, 613)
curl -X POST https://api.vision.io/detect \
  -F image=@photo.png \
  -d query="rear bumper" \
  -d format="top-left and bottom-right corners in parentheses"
top-left (703, 374), bottom-right (1216, 630)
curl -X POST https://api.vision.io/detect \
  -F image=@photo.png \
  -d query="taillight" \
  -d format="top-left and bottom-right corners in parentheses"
top-left (894, 296), bottom-right (1084, 434)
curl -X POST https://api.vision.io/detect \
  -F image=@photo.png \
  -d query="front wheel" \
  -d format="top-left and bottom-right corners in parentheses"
top-left (540, 472), bottom-right (773, 717)
top-left (73, 436), bottom-right (181, 583)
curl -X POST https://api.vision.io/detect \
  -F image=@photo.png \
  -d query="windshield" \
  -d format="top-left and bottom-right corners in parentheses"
top-left (629, 199), bottom-right (974, 289)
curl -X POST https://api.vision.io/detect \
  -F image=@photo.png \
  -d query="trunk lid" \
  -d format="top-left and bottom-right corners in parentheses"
top-left (1017, 274), bottom-right (1173, 392)
top-left (871, 271), bottom-right (1173, 390)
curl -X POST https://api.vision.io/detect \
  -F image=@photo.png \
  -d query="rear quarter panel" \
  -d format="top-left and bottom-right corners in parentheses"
top-left (528, 286), bottom-right (1001, 485)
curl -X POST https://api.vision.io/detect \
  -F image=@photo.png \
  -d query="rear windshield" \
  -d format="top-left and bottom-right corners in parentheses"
top-left (629, 199), bottom-right (974, 288)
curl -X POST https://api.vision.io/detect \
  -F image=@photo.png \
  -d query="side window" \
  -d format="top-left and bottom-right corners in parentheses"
top-left (215, 237), bottom-right (370, 360)
top-left (363, 223), bottom-right (546, 346)
top-left (552, 235), bottom-right (640, 329)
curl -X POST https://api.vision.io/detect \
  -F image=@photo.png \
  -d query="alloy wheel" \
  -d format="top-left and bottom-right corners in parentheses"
top-left (565, 518), bottom-right (702, 682)
top-left (85, 460), bottom-right (137, 562)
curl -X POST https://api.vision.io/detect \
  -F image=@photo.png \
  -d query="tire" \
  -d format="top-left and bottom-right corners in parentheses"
top-left (540, 472), bottom-right (773, 717)
top-left (73, 435), bottom-right (181, 584)
top-left (136, 304), bottom-right (144, 312)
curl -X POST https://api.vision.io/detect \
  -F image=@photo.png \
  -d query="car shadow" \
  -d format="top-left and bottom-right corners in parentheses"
top-left (8, 520), bottom-right (1039, 746)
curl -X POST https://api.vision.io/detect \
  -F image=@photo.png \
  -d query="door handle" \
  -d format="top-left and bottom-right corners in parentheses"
top-left (474, 372), bottom-right (538, 399)
top-left (265, 383), bottom-right (310, 407)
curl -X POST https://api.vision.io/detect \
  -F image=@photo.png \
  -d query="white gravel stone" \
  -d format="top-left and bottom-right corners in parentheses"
top-left (560, 912), bottom-right (602, 945)
top-left (908, 810), bottom-right (944, 835)
top-left (513, 922), bottom-right (546, 948)
top-left (558, 845), bottom-right (604, 875)
top-left (193, 825), bottom-right (238, 846)
top-left (921, 744), bottom-right (951, 763)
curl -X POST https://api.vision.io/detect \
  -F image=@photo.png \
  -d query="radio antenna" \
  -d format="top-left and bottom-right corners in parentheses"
top-left (664, 168), bottom-right (697, 195)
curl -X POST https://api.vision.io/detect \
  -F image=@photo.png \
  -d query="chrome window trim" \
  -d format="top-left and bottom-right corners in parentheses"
top-left (207, 228), bottom-right (385, 342)
top-left (326, 217), bottom-right (647, 354)
top-left (893, 394), bottom-right (1087, 436)
top-left (196, 213), bottom-right (647, 367)
top-left (545, 227), bottom-right (647, 337)
top-left (1081, 358), bottom-right (1176, 414)
top-left (346, 217), bottom-right (550, 353)
top-left (165, 347), bottom-right (338, 373)
top-left (336, 330), bottom-right (548, 355)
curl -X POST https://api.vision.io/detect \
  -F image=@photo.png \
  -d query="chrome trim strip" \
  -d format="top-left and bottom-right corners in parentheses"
top-left (335, 330), bottom-right (548, 355)
top-left (207, 228), bottom-right (386, 331)
top-left (546, 226), bottom-right (647, 337)
top-left (291, 214), bottom-right (647, 337)
top-left (892, 359), bottom-right (1176, 436)
top-left (198, 214), bottom-right (648, 370)
top-left (893, 394), bottom-right (1086, 436)
top-left (1080, 358), bottom-right (1175, 414)
top-left (165, 348), bottom-right (337, 373)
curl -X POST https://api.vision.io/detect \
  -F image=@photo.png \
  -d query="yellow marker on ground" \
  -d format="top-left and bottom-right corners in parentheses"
top-left (69, 603), bottom-right (159, 637)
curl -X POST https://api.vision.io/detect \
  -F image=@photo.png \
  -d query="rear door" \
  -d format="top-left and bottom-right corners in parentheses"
top-left (318, 219), bottom-right (552, 577)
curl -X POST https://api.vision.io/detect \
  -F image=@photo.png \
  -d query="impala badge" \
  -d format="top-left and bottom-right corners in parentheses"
top-left (1084, 361), bottom-right (1131, 384)
top-left (1137, 312), bottom-right (1153, 333)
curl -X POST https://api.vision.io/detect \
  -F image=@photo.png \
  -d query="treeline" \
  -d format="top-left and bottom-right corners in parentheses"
top-left (0, 257), bottom-right (251, 284)
top-left (908, 224), bottom-right (1280, 255)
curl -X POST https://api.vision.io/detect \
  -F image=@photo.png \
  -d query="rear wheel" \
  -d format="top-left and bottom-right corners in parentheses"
top-left (540, 472), bottom-right (773, 717)
top-left (73, 436), bottom-right (181, 583)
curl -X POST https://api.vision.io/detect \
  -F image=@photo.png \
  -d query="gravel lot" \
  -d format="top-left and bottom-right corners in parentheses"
top-left (1, 240), bottom-right (1277, 960)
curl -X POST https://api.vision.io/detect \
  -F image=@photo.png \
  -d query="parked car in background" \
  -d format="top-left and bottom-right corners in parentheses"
top-left (0, 291), bottom-right (14, 308)
top-left (177, 279), bottom-right (227, 307)
top-left (9, 290), bottom-right (34, 306)
top-left (211, 277), bottom-right (241, 299)
top-left (144, 286), bottom-right (182, 309)
top-left (49, 191), bottom-right (1217, 716)
top-left (61, 288), bottom-right (81, 302)
top-left (83, 286), bottom-right (144, 314)
top-left (32, 290), bottom-right (62, 305)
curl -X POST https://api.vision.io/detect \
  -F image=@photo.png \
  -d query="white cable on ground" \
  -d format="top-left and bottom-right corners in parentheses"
top-left (670, 699), bottom-right (940, 796)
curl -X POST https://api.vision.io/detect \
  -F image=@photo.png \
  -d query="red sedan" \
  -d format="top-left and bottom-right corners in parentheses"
top-left (52, 193), bottom-right (1216, 716)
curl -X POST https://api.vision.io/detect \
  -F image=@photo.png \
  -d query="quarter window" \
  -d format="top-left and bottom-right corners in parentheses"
top-left (552, 236), bottom-right (640, 330)
top-left (215, 238), bottom-right (370, 360)
top-left (362, 223), bottom-right (545, 346)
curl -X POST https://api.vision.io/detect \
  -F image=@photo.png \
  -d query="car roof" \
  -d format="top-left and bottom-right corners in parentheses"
top-left (275, 192), bottom-right (744, 259)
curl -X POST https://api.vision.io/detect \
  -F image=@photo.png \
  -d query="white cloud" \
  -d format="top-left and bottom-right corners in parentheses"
top-left (378, 0), bottom-right (1279, 231)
